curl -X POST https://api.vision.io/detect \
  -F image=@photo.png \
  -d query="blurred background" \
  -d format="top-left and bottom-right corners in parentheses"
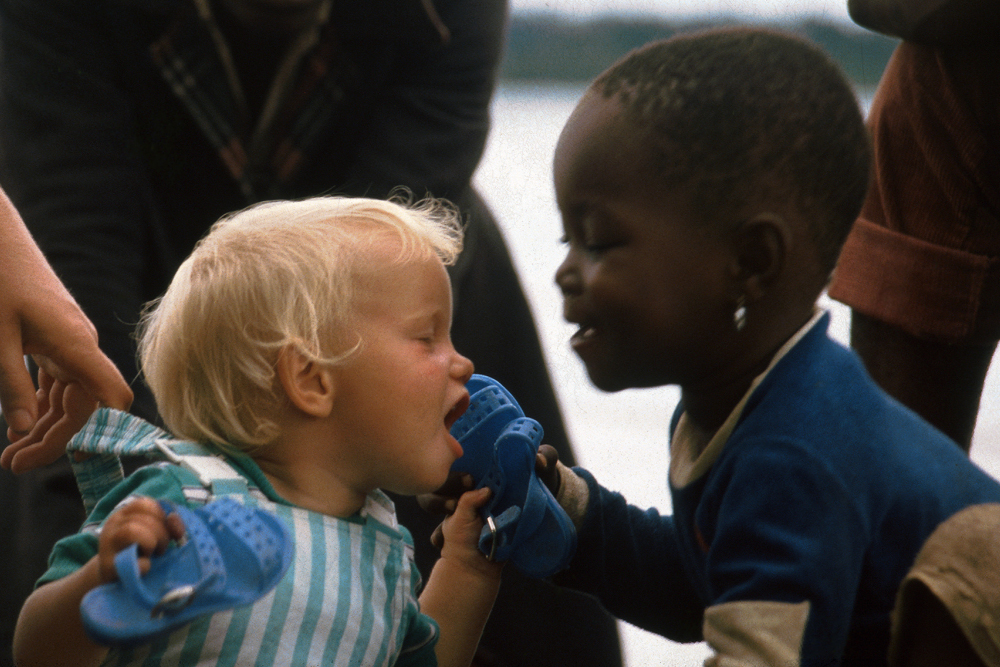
top-left (473, 2), bottom-right (1000, 663)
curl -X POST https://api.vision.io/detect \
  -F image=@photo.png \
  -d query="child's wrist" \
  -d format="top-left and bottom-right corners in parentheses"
top-left (555, 462), bottom-right (589, 530)
top-left (436, 547), bottom-right (504, 583)
top-left (80, 555), bottom-right (110, 590)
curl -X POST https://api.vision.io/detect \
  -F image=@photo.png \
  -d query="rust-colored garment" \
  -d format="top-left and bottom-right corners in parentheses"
top-left (889, 503), bottom-right (1000, 667)
top-left (828, 40), bottom-right (1000, 343)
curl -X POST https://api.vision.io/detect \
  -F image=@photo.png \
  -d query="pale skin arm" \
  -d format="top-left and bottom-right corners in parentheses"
top-left (419, 487), bottom-right (504, 667)
top-left (13, 497), bottom-right (184, 667)
top-left (0, 186), bottom-right (132, 472)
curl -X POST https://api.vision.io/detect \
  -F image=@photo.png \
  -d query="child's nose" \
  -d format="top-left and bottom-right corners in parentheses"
top-left (452, 350), bottom-right (474, 384)
top-left (555, 255), bottom-right (581, 296)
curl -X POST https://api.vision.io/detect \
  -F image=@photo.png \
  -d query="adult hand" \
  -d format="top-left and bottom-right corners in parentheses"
top-left (0, 188), bottom-right (133, 472)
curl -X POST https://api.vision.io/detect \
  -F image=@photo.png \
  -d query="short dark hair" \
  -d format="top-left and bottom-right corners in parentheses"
top-left (593, 27), bottom-right (871, 273)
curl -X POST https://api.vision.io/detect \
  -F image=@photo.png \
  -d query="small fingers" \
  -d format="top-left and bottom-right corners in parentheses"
top-left (430, 522), bottom-right (445, 551)
top-left (416, 472), bottom-right (473, 515)
top-left (98, 498), bottom-right (180, 582)
top-left (456, 486), bottom-right (492, 514)
top-left (536, 444), bottom-right (561, 495)
top-left (164, 510), bottom-right (186, 543)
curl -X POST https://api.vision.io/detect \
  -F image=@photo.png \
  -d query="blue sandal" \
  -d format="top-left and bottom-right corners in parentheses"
top-left (450, 375), bottom-right (577, 579)
top-left (80, 497), bottom-right (293, 647)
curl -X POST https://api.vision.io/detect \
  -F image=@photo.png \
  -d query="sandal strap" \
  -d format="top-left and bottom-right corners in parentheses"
top-left (111, 497), bottom-right (288, 622)
top-left (199, 497), bottom-right (286, 576)
top-left (166, 503), bottom-right (227, 595)
top-left (477, 417), bottom-right (546, 560)
top-left (112, 505), bottom-right (226, 619)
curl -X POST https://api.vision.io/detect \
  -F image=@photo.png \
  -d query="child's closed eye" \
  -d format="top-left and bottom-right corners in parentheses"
top-left (416, 323), bottom-right (447, 347)
top-left (583, 240), bottom-right (619, 254)
top-left (559, 232), bottom-right (619, 256)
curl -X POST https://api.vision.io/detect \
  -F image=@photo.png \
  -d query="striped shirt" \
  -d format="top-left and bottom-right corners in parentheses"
top-left (45, 410), bottom-right (439, 666)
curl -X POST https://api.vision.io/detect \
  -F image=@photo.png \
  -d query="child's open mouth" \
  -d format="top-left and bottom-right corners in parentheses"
top-left (571, 324), bottom-right (598, 351)
top-left (444, 393), bottom-right (470, 430)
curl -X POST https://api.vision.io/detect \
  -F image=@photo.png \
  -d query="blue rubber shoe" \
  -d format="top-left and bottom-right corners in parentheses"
top-left (450, 374), bottom-right (577, 578)
top-left (80, 497), bottom-right (293, 647)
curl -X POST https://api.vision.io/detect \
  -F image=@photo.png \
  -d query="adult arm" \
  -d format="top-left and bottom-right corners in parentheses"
top-left (849, 312), bottom-right (994, 451)
top-left (827, 38), bottom-right (1000, 451)
top-left (0, 0), bottom-right (153, 430)
top-left (847, 0), bottom-right (999, 43)
top-left (0, 186), bottom-right (132, 471)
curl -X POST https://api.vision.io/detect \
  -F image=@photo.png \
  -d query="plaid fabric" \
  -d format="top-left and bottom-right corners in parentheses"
top-left (147, 0), bottom-right (343, 201)
top-left (68, 408), bottom-right (161, 515)
top-left (67, 408), bottom-right (252, 514)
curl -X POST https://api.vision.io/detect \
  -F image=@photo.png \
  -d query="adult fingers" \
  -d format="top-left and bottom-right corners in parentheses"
top-left (0, 325), bottom-right (38, 436)
top-left (1, 377), bottom-right (69, 472)
top-left (35, 346), bottom-right (132, 412)
top-left (13, 382), bottom-right (97, 473)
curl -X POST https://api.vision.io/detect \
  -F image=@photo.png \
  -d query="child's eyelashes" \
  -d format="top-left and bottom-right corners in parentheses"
top-left (585, 242), bottom-right (623, 259)
top-left (410, 326), bottom-right (437, 345)
top-left (559, 233), bottom-right (619, 256)
top-left (581, 235), bottom-right (620, 254)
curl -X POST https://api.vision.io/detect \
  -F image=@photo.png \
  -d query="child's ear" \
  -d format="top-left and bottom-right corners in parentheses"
top-left (729, 213), bottom-right (791, 300)
top-left (275, 345), bottom-right (335, 418)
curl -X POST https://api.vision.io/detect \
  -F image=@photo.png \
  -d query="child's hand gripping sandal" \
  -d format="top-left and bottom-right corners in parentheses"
top-left (80, 497), bottom-right (293, 647)
top-left (450, 374), bottom-right (577, 579)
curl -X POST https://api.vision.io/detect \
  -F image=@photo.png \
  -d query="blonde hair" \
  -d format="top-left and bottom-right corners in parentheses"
top-left (137, 195), bottom-right (463, 449)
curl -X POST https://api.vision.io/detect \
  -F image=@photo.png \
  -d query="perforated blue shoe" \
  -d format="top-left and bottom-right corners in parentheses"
top-left (450, 374), bottom-right (577, 578)
top-left (80, 497), bottom-right (293, 647)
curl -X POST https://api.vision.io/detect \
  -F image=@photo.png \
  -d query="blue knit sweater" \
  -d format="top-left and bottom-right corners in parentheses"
top-left (558, 313), bottom-right (1000, 666)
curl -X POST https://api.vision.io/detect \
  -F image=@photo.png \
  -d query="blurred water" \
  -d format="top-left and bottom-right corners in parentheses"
top-left (475, 81), bottom-right (1000, 666)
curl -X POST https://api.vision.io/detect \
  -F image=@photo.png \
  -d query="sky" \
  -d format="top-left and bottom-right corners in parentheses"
top-left (510, 0), bottom-right (853, 24)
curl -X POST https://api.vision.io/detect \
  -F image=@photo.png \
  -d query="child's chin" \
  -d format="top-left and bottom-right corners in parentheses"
top-left (389, 471), bottom-right (452, 498)
top-left (585, 366), bottom-right (631, 393)
top-left (422, 468), bottom-right (455, 496)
